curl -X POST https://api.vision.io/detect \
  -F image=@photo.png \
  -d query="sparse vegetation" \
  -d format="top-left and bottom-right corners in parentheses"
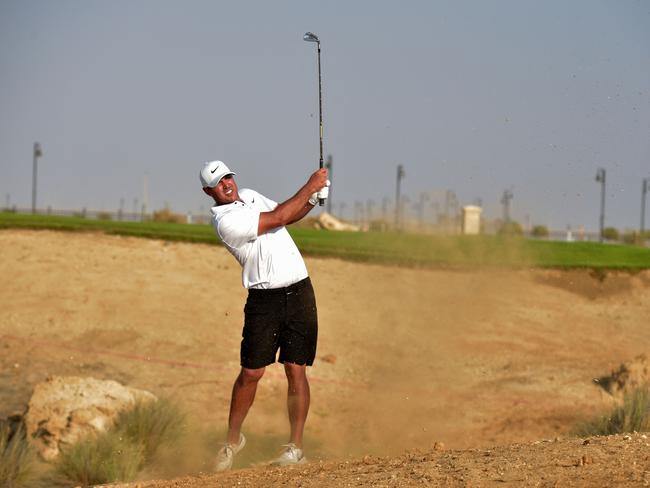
top-left (0, 420), bottom-right (41, 488)
top-left (55, 430), bottom-right (144, 486)
top-left (575, 386), bottom-right (650, 436)
top-left (97, 211), bottom-right (113, 221)
top-left (152, 208), bottom-right (185, 224)
top-left (621, 231), bottom-right (648, 246)
top-left (602, 226), bottom-right (619, 241)
top-left (368, 219), bottom-right (389, 232)
top-left (498, 221), bottom-right (524, 236)
top-left (114, 397), bottom-right (187, 463)
top-left (54, 398), bottom-right (186, 486)
top-left (531, 225), bottom-right (549, 238)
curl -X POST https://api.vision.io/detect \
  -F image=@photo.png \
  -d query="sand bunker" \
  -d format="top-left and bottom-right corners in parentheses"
top-left (1, 229), bottom-right (649, 464)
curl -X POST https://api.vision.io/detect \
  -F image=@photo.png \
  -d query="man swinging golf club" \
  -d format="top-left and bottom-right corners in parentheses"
top-left (200, 160), bottom-right (329, 470)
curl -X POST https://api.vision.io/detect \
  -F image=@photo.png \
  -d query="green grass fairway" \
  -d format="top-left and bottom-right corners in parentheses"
top-left (1, 212), bottom-right (649, 269)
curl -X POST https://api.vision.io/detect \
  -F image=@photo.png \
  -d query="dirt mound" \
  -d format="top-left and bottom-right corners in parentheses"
top-left (104, 433), bottom-right (650, 487)
top-left (533, 269), bottom-right (640, 300)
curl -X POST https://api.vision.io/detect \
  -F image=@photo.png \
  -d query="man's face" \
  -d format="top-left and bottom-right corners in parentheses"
top-left (203, 174), bottom-right (239, 205)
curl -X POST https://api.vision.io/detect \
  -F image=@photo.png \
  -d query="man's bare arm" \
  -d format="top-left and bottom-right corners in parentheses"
top-left (258, 168), bottom-right (328, 235)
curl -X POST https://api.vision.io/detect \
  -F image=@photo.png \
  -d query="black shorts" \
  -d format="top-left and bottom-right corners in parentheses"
top-left (240, 277), bottom-right (318, 369)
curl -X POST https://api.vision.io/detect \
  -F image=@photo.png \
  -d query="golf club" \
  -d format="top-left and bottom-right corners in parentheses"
top-left (303, 32), bottom-right (326, 206)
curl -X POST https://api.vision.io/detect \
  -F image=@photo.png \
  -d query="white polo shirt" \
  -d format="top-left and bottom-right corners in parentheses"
top-left (210, 188), bottom-right (309, 289)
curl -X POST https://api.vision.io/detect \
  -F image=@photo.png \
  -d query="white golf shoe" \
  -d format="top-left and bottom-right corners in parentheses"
top-left (214, 433), bottom-right (246, 472)
top-left (270, 443), bottom-right (307, 466)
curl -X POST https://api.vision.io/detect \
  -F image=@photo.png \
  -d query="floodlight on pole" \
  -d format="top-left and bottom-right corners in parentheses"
top-left (641, 177), bottom-right (650, 236)
top-left (303, 31), bottom-right (325, 206)
top-left (595, 168), bottom-right (606, 243)
top-left (32, 142), bottom-right (43, 214)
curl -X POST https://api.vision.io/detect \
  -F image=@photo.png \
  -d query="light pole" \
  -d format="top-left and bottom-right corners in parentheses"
top-left (32, 142), bottom-right (43, 213)
top-left (395, 164), bottom-right (405, 229)
top-left (642, 177), bottom-right (650, 236)
top-left (501, 189), bottom-right (513, 224)
top-left (303, 32), bottom-right (326, 206)
top-left (595, 168), bottom-right (606, 243)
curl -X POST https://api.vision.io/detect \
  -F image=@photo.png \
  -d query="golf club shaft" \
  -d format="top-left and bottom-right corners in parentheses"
top-left (317, 41), bottom-right (325, 206)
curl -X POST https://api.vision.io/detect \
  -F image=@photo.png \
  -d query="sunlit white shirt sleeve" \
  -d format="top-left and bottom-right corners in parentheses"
top-left (216, 206), bottom-right (259, 248)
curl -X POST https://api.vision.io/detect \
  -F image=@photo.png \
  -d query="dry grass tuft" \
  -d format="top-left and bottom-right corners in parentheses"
top-left (54, 430), bottom-right (144, 486)
top-left (53, 397), bottom-right (186, 486)
top-left (576, 386), bottom-right (650, 436)
top-left (115, 397), bottom-right (187, 463)
top-left (0, 419), bottom-right (42, 488)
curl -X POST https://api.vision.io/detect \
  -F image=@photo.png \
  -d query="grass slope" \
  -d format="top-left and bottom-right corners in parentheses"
top-left (1, 212), bottom-right (649, 269)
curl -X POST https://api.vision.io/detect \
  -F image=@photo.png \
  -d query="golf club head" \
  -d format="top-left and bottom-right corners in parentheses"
top-left (303, 32), bottom-right (319, 43)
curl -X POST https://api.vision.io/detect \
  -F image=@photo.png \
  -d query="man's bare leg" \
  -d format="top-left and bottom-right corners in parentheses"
top-left (226, 367), bottom-right (265, 444)
top-left (284, 362), bottom-right (310, 447)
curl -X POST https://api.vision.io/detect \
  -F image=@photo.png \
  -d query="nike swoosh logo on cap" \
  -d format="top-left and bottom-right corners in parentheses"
top-left (210, 166), bottom-right (218, 174)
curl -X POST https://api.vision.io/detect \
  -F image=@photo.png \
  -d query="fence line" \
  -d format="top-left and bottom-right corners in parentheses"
top-left (2, 207), bottom-right (641, 244)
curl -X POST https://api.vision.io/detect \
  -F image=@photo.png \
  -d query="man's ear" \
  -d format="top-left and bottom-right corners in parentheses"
top-left (202, 187), bottom-right (212, 197)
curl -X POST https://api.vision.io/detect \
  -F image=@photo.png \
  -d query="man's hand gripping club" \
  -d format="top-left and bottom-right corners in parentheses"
top-left (309, 171), bottom-right (331, 206)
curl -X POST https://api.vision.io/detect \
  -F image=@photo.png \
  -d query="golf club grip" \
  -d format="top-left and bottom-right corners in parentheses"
top-left (319, 161), bottom-right (324, 206)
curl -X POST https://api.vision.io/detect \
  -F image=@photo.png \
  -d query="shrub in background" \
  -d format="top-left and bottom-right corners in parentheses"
top-left (621, 231), bottom-right (650, 246)
top-left (575, 386), bottom-right (650, 436)
top-left (97, 211), bottom-right (113, 221)
top-left (498, 221), bottom-right (524, 236)
top-left (369, 220), bottom-right (389, 232)
top-left (622, 231), bottom-right (638, 245)
top-left (152, 208), bottom-right (185, 224)
top-left (531, 225), bottom-right (549, 238)
top-left (602, 226), bottom-right (619, 241)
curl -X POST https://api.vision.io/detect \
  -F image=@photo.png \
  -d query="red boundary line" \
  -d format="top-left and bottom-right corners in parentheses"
top-left (1, 334), bottom-right (358, 387)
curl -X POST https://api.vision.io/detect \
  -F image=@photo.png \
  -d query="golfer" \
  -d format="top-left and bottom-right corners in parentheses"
top-left (200, 160), bottom-right (329, 470)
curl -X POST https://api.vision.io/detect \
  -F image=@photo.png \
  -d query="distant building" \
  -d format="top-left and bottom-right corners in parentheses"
top-left (462, 206), bottom-right (482, 235)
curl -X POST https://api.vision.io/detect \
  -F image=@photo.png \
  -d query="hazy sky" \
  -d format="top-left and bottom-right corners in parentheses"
top-left (1, 0), bottom-right (649, 231)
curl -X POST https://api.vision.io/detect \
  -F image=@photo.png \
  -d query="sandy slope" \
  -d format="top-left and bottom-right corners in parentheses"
top-left (1, 229), bottom-right (649, 484)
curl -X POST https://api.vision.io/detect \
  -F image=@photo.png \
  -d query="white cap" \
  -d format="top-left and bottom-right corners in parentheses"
top-left (199, 160), bottom-right (236, 188)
